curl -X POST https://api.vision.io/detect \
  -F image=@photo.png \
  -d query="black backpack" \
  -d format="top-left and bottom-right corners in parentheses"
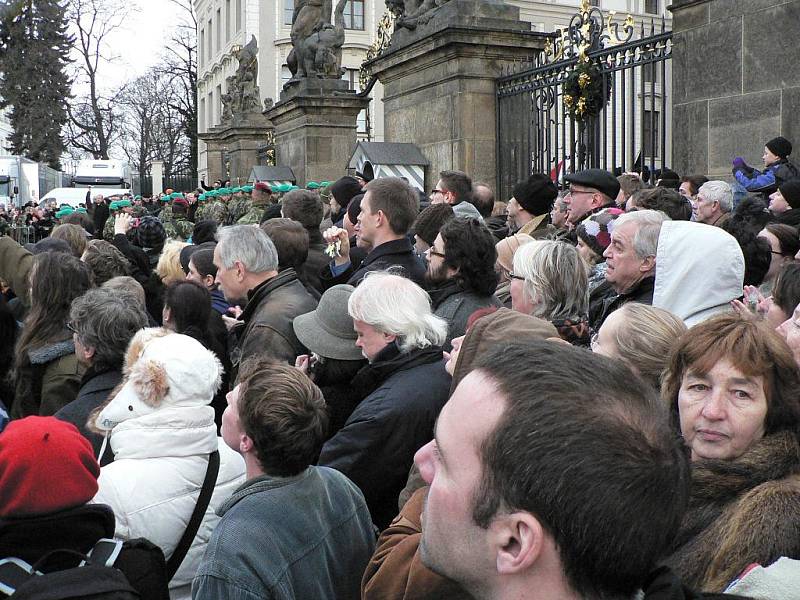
top-left (0, 538), bottom-right (167, 599)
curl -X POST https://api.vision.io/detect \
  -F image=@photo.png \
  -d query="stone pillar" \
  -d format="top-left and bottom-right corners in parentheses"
top-left (670, 0), bottom-right (800, 179)
top-left (198, 114), bottom-right (275, 185)
top-left (266, 80), bottom-right (371, 186)
top-left (366, 0), bottom-right (547, 193)
top-left (151, 160), bottom-right (164, 196)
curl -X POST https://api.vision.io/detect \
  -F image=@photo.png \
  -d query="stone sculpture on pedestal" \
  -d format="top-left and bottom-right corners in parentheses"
top-left (286, 0), bottom-right (348, 83)
top-left (220, 35), bottom-right (262, 123)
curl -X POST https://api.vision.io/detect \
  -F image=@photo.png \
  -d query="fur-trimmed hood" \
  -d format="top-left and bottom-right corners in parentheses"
top-left (95, 328), bottom-right (222, 433)
top-left (664, 431), bottom-right (800, 592)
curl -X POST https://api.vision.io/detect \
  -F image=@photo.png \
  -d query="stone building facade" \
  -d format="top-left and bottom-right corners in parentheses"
top-left (195, 0), bottom-right (671, 185)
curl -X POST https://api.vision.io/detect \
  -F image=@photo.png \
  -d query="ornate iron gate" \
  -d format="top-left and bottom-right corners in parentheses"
top-left (496, 1), bottom-right (672, 201)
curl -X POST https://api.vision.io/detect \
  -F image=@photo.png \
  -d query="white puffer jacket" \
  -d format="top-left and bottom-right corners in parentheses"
top-left (91, 329), bottom-right (246, 600)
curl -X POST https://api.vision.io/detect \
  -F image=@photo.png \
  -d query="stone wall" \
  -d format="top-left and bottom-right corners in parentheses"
top-left (670, 0), bottom-right (800, 179)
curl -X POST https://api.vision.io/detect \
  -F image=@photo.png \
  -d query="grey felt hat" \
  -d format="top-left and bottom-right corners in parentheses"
top-left (293, 284), bottom-right (363, 361)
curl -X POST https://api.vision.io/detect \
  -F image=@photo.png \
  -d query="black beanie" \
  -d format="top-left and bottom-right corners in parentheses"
top-left (329, 176), bottom-right (363, 209)
top-left (413, 203), bottom-right (455, 246)
top-left (512, 174), bottom-right (558, 216)
top-left (346, 193), bottom-right (364, 225)
top-left (779, 179), bottom-right (800, 209)
top-left (766, 136), bottom-right (792, 159)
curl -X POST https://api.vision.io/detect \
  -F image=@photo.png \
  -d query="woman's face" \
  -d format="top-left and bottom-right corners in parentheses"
top-left (758, 229), bottom-right (787, 284)
top-left (510, 275), bottom-right (534, 315)
top-left (678, 357), bottom-right (768, 461)
top-left (444, 335), bottom-right (465, 376)
top-left (576, 238), bottom-right (600, 266)
top-left (776, 303), bottom-right (800, 366)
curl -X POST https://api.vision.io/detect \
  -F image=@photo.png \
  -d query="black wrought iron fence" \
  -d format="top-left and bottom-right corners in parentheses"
top-left (496, 4), bottom-right (672, 200)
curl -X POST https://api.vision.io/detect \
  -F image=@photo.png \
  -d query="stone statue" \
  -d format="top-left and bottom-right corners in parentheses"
top-left (221, 35), bottom-right (262, 122)
top-left (387, 0), bottom-right (450, 30)
top-left (287, 0), bottom-right (347, 81)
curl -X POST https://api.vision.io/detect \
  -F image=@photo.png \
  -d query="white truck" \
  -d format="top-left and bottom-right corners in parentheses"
top-left (72, 159), bottom-right (131, 189)
top-left (0, 156), bottom-right (63, 208)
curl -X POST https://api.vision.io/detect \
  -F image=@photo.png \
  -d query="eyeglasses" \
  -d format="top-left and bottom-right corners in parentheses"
top-left (508, 272), bottom-right (526, 281)
top-left (430, 189), bottom-right (444, 196)
top-left (66, 321), bottom-right (78, 334)
top-left (426, 247), bottom-right (446, 259)
top-left (567, 189), bottom-right (595, 197)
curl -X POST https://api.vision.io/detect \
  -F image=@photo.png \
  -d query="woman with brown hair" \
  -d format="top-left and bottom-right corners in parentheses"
top-left (661, 313), bottom-right (800, 592)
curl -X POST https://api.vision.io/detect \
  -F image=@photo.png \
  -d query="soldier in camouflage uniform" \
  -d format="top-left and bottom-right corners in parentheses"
top-left (166, 197), bottom-right (194, 241)
top-left (158, 193), bottom-right (174, 223)
top-left (225, 187), bottom-right (249, 225)
top-left (103, 200), bottom-right (134, 241)
top-left (236, 184), bottom-right (271, 224)
top-left (197, 189), bottom-right (229, 225)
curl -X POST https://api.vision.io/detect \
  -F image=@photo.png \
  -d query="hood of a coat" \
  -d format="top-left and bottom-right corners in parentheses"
top-left (95, 328), bottom-right (222, 433)
top-left (653, 221), bottom-right (744, 327)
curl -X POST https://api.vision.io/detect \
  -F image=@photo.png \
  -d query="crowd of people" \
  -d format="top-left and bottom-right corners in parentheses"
top-left (1, 135), bottom-right (800, 599)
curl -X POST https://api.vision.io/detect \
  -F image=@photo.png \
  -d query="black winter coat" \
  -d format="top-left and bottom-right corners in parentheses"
top-left (318, 343), bottom-right (451, 529)
top-left (319, 237), bottom-right (426, 290)
top-left (55, 368), bottom-right (122, 466)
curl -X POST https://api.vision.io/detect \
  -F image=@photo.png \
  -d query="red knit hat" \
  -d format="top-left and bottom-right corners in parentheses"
top-left (0, 417), bottom-right (100, 518)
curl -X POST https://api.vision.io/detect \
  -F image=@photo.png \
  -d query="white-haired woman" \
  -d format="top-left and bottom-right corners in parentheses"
top-left (318, 271), bottom-right (451, 530)
top-left (510, 239), bottom-right (591, 346)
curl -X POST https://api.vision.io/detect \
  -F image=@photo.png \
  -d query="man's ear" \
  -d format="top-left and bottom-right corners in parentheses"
top-left (240, 433), bottom-right (254, 455)
top-left (489, 512), bottom-right (546, 575)
top-left (640, 255), bottom-right (656, 273)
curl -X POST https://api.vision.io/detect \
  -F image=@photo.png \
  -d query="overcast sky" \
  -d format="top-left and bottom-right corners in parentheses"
top-left (79, 0), bottom-right (189, 90)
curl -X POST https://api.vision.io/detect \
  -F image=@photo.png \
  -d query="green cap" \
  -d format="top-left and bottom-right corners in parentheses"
top-left (161, 194), bottom-right (171, 202)
top-left (76, 207), bottom-right (87, 214)
top-left (198, 193), bottom-right (207, 202)
top-left (134, 195), bottom-right (142, 200)
top-left (109, 201), bottom-right (119, 211)
top-left (320, 181), bottom-right (331, 187)
top-left (170, 192), bottom-right (184, 200)
top-left (307, 181), bottom-right (320, 189)
top-left (289, 185), bottom-right (299, 191)
top-left (56, 207), bottom-right (74, 219)
top-left (232, 186), bottom-right (242, 194)
top-left (241, 185), bottom-right (254, 193)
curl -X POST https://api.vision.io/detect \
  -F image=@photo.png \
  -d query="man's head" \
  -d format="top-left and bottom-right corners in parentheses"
top-left (563, 169), bottom-right (620, 225)
top-left (416, 341), bottom-right (689, 600)
top-left (69, 287), bottom-right (148, 371)
top-left (471, 183), bottom-right (495, 218)
top-left (603, 209), bottom-right (665, 294)
top-left (81, 240), bottom-right (131, 286)
top-left (214, 225), bottom-right (279, 302)
top-left (222, 360), bottom-right (328, 477)
top-left (507, 174), bottom-right (558, 228)
top-left (359, 177), bottom-right (418, 245)
top-left (431, 170), bottom-right (473, 207)
top-left (628, 187), bottom-right (692, 221)
top-left (692, 181), bottom-right (732, 224)
top-left (261, 218), bottom-right (310, 273)
top-left (281, 189), bottom-right (323, 232)
top-left (252, 181), bottom-right (272, 204)
top-left (616, 174), bottom-right (643, 206)
top-left (770, 179), bottom-right (800, 215)
top-left (426, 217), bottom-right (498, 295)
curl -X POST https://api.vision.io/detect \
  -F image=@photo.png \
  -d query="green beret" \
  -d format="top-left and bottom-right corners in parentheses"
top-left (241, 185), bottom-right (254, 193)
top-left (134, 195), bottom-right (142, 200)
top-left (289, 185), bottom-right (300, 191)
top-left (56, 207), bottom-right (74, 219)
top-left (231, 187), bottom-right (242, 194)
top-left (109, 201), bottom-right (120, 211)
top-left (170, 192), bottom-right (184, 200)
top-left (320, 181), bottom-right (331, 187)
top-left (198, 193), bottom-right (207, 202)
top-left (307, 182), bottom-right (320, 190)
top-left (160, 194), bottom-right (171, 202)
top-left (76, 207), bottom-right (87, 214)
top-left (116, 200), bottom-right (132, 208)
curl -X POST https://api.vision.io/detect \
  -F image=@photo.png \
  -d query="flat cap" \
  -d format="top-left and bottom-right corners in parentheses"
top-left (564, 168), bottom-right (621, 200)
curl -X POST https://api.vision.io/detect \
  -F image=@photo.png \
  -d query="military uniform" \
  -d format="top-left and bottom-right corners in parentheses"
top-left (197, 199), bottom-right (228, 225)
top-left (102, 215), bottom-right (116, 241)
top-left (236, 201), bottom-right (267, 224)
top-left (159, 204), bottom-right (173, 223)
top-left (172, 217), bottom-right (194, 241)
top-left (226, 194), bottom-right (250, 225)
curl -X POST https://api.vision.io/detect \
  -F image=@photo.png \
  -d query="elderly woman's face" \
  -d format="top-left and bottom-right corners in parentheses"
top-left (678, 357), bottom-right (767, 461)
top-left (510, 274), bottom-right (534, 315)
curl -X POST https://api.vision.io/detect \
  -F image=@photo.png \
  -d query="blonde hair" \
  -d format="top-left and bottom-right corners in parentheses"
top-left (348, 271), bottom-right (447, 353)
top-left (155, 240), bottom-right (188, 285)
top-left (512, 240), bottom-right (588, 321)
top-left (51, 223), bottom-right (88, 257)
top-left (608, 303), bottom-right (686, 390)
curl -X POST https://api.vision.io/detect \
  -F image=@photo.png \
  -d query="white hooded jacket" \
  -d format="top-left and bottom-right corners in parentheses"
top-left (91, 329), bottom-right (246, 600)
top-left (653, 221), bottom-right (745, 327)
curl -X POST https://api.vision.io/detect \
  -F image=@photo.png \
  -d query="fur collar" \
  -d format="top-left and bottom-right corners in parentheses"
top-left (28, 339), bottom-right (75, 365)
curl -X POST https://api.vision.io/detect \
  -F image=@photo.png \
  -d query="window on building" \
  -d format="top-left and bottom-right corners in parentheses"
top-left (215, 85), bottom-right (222, 125)
top-left (642, 110), bottom-right (660, 158)
top-left (200, 29), bottom-right (205, 66)
top-left (341, 68), bottom-right (360, 92)
top-left (236, 0), bottom-right (242, 31)
top-left (208, 92), bottom-right (214, 127)
top-left (207, 19), bottom-right (213, 59)
top-left (284, 0), bottom-right (294, 25)
top-left (357, 109), bottom-right (368, 136)
top-left (199, 98), bottom-right (206, 134)
top-left (644, 0), bottom-right (658, 14)
top-left (226, 0), bottom-right (231, 42)
top-left (216, 9), bottom-right (221, 53)
top-left (344, 0), bottom-right (364, 30)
